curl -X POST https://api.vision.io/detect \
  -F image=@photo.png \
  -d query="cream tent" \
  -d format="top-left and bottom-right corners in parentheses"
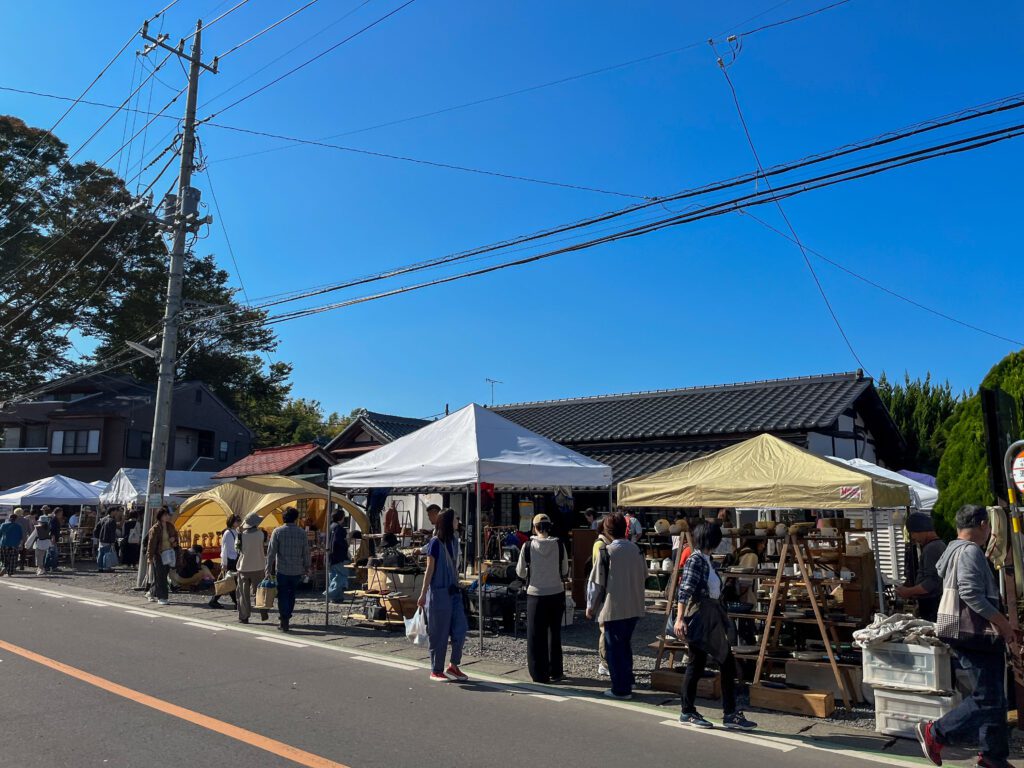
top-left (618, 433), bottom-right (911, 509)
top-left (174, 474), bottom-right (370, 541)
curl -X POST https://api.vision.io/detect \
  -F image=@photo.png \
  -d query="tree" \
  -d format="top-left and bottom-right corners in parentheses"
top-left (252, 400), bottom-right (360, 448)
top-left (934, 350), bottom-right (1024, 532)
top-left (876, 372), bottom-right (961, 474)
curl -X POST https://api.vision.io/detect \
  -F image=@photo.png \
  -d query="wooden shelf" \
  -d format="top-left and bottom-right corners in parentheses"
top-left (726, 611), bottom-right (859, 628)
top-left (734, 652), bottom-right (861, 669)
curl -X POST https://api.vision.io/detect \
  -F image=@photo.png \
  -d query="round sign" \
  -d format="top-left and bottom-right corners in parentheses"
top-left (1013, 451), bottom-right (1024, 493)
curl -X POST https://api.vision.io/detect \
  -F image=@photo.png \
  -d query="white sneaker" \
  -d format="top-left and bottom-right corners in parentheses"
top-left (597, 664), bottom-right (609, 676)
top-left (146, 595), bottom-right (156, 603)
top-left (157, 599), bottom-right (169, 606)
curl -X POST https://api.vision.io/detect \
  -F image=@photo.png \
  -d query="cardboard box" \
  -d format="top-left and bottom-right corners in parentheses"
top-left (749, 684), bottom-right (835, 717)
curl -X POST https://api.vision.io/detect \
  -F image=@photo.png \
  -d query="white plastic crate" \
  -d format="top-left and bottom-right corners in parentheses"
top-left (862, 641), bottom-right (952, 692)
top-left (874, 688), bottom-right (961, 738)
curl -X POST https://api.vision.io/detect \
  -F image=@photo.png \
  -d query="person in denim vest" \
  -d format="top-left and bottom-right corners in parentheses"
top-left (417, 508), bottom-right (468, 683)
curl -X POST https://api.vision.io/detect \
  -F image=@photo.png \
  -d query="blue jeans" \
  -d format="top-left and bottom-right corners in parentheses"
top-left (935, 647), bottom-right (1008, 761)
top-left (326, 563), bottom-right (349, 601)
top-left (426, 587), bottom-right (467, 674)
top-left (604, 617), bottom-right (639, 696)
top-left (97, 544), bottom-right (113, 571)
top-left (277, 573), bottom-right (302, 621)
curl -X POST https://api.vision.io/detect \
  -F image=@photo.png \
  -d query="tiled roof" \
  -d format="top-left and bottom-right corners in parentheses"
top-left (577, 443), bottom-right (729, 483)
top-left (361, 411), bottom-right (431, 442)
top-left (493, 372), bottom-right (875, 445)
top-left (214, 443), bottom-right (323, 479)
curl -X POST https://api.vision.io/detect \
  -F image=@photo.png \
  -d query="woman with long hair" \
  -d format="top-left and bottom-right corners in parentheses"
top-left (674, 523), bottom-right (756, 730)
top-left (417, 508), bottom-right (469, 683)
top-left (146, 508), bottom-right (179, 606)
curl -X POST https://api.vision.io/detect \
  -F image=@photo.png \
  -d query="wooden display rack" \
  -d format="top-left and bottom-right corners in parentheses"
top-left (750, 529), bottom-right (859, 710)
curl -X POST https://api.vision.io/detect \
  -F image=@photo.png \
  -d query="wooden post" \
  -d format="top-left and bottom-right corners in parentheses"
top-left (753, 534), bottom-right (789, 686)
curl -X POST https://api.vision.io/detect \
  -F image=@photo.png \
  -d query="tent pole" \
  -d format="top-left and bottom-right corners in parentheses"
top-left (870, 507), bottom-right (887, 614)
top-left (325, 484), bottom-right (332, 628)
top-left (607, 485), bottom-right (614, 516)
top-left (476, 481), bottom-right (483, 652)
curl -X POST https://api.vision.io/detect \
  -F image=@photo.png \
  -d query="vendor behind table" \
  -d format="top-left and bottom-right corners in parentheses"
top-left (895, 512), bottom-right (945, 623)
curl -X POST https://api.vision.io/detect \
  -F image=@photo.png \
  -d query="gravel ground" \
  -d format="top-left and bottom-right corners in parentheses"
top-left (31, 562), bottom-right (878, 730)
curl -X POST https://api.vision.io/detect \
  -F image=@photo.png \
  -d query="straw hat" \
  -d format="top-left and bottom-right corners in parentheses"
top-left (242, 512), bottom-right (262, 529)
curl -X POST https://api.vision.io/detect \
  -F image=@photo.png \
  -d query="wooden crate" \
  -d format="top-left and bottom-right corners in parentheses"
top-left (650, 668), bottom-right (721, 699)
top-left (749, 684), bottom-right (835, 718)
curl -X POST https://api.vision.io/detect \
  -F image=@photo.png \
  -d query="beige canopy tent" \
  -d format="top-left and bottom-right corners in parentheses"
top-left (618, 433), bottom-right (911, 509)
top-left (174, 474), bottom-right (369, 540)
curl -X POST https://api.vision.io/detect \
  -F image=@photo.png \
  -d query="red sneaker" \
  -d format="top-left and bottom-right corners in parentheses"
top-left (977, 755), bottom-right (1015, 768)
top-left (429, 672), bottom-right (449, 682)
top-left (915, 721), bottom-right (943, 767)
top-left (445, 664), bottom-right (469, 682)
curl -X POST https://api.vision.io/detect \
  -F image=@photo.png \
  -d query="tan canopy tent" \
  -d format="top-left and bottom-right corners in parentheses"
top-left (174, 474), bottom-right (369, 540)
top-left (617, 433), bottom-right (911, 509)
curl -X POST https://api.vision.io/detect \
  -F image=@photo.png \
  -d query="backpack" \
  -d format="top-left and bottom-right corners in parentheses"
top-left (522, 538), bottom-right (565, 587)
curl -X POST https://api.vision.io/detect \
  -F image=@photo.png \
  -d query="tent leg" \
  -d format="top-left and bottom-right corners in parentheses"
top-left (870, 507), bottom-right (887, 614)
top-left (476, 482), bottom-right (483, 653)
top-left (325, 486), bottom-right (332, 629)
top-left (607, 486), bottom-right (614, 515)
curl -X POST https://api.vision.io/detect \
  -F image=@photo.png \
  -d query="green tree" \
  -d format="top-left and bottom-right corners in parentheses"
top-left (934, 350), bottom-right (1024, 532)
top-left (876, 372), bottom-right (960, 474)
top-left (252, 400), bottom-right (360, 448)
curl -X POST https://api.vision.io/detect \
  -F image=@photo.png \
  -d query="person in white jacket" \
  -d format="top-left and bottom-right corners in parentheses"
top-left (516, 513), bottom-right (569, 683)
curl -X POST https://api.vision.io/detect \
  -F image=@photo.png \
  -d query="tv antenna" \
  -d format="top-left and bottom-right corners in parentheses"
top-left (485, 378), bottom-right (503, 406)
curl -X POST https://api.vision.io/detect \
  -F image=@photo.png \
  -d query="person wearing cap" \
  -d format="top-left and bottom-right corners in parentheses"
top-left (896, 512), bottom-right (946, 622)
top-left (516, 513), bottom-right (570, 683)
top-left (917, 504), bottom-right (1016, 768)
top-left (0, 510), bottom-right (24, 576)
top-left (236, 512), bottom-right (269, 624)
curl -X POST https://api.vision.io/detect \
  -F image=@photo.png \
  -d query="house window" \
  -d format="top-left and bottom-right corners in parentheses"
top-left (197, 430), bottom-right (214, 459)
top-left (3, 427), bottom-right (21, 448)
top-left (50, 429), bottom-right (100, 455)
top-left (218, 441), bottom-right (229, 462)
top-left (126, 429), bottom-right (152, 460)
top-left (25, 425), bottom-right (46, 447)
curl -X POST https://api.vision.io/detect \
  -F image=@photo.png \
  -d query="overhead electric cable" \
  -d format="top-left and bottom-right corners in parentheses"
top-left (203, 0), bottom-right (418, 120)
top-left (216, 0), bottom-right (323, 60)
top-left (182, 0), bottom-right (252, 41)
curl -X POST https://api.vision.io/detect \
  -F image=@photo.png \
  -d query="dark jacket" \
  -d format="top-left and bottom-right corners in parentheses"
top-left (328, 522), bottom-right (349, 566)
top-left (94, 516), bottom-right (119, 545)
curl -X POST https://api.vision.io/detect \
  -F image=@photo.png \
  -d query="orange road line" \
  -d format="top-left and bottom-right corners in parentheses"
top-left (0, 638), bottom-right (350, 768)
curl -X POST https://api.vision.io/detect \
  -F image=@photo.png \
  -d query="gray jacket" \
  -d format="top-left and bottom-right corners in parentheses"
top-left (586, 539), bottom-right (646, 623)
top-left (936, 539), bottom-right (1000, 620)
top-left (515, 536), bottom-right (568, 596)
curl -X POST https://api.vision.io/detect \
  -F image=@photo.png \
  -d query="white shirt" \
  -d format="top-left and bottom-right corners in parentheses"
top-left (221, 528), bottom-right (238, 562)
top-left (69, 514), bottom-right (80, 528)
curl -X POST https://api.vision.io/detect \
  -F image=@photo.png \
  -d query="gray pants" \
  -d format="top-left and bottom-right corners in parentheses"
top-left (236, 570), bottom-right (264, 622)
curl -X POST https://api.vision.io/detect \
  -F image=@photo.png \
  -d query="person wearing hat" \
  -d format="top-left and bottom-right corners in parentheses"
top-left (236, 512), bottom-right (269, 624)
top-left (896, 512), bottom-right (946, 623)
top-left (515, 513), bottom-right (569, 683)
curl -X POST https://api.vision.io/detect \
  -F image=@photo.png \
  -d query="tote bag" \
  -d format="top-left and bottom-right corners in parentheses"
top-left (935, 544), bottom-right (999, 649)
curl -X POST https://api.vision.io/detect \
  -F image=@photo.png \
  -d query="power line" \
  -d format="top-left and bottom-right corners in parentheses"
top-left (726, 0), bottom-right (854, 39)
top-left (203, 0), bottom-right (418, 120)
top-left (182, 0), bottom-right (252, 42)
top-left (710, 42), bottom-right (868, 372)
top-left (216, 0), bottom-right (323, 60)
top-left (206, 123), bottom-right (649, 199)
top-left (737, 209), bottom-right (1024, 347)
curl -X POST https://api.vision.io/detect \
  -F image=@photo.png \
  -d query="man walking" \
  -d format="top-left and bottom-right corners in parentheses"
top-left (917, 504), bottom-right (1015, 768)
top-left (265, 507), bottom-right (310, 632)
top-left (896, 512), bottom-right (946, 622)
top-left (0, 511), bottom-right (24, 576)
top-left (94, 509), bottom-right (119, 572)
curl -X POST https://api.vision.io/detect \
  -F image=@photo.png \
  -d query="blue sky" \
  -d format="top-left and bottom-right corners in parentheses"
top-left (2, 0), bottom-right (1022, 418)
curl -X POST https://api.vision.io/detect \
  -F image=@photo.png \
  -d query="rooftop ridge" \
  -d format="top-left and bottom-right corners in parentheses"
top-left (250, 442), bottom-right (318, 454)
top-left (493, 371), bottom-right (866, 410)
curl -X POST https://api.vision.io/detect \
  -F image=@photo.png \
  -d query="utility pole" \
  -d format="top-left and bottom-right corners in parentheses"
top-left (135, 20), bottom-right (216, 588)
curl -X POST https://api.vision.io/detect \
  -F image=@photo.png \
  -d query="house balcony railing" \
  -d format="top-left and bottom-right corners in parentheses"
top-left (0, 447), bottom-right (48, 453)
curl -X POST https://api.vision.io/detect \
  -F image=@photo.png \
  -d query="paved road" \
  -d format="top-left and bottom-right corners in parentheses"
top-left (0, 580), bottom-right (917, 768)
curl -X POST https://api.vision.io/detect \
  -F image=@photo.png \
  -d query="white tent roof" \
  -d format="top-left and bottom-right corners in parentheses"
top-left (100, 468), bottom-right (221, 506)
top-left (329, 403), bottom-right (612, 489)
top-left (90, 480), bottom-right (109, 490)
top-left (0, 475), bottom-right (102, 506)
top-left (828, 457), bottom-right (938, 511)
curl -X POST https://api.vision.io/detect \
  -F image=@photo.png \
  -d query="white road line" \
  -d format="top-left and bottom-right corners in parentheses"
top-left (38, 591), bottom-right (65, 598)
top-left (183, 622), bottom-right (224, 631)
top-left (6, 586), bottom-right (29, 591)
top-left (257, 636), bottom-right (308, 648)
top-left (660, 719), bottom-right (796, 752)
top-left (348, 655), bottom-right (417, 671)
top-left (125, 610), bottom-right (163, 618)
top-left (77, 600), bottom-right (106, 607)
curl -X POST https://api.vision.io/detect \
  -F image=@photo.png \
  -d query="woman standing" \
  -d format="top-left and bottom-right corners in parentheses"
top-left (417, 508), bottom-right (468, 683)
top-left (210, 514), bottom-right (241, 609)
top-left (236, 512), bottom-right (269, 624)
top-left (516, 513), bottom-right (569, 683)
top-left (146, 508), bottom-right (179, 606)
top-left (586, 513), bottom-right (646, 700)
top-left (120, 511), bottom-right (141, 568)
top-left (27, 515), bottom-right (53, 576)
top-left (674, 523), bottom-right (757, 730)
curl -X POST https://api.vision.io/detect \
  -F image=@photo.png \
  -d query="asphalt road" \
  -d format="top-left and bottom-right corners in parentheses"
top-left (0, 580), bottom-right (914, 768)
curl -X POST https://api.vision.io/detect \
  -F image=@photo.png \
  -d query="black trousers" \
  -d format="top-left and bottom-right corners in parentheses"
top-left (152, 559), bottom-right (170, 601)
top-left (682, 648), bottom-right (737, 715)
top-left (526, 592), bottom-right (564, 682)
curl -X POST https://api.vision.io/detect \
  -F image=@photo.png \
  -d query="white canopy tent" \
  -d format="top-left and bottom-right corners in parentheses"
top-left (89, 480), bottom-right (109, 491)
top-left (100, 468), bottom-right (222, 508)
top-left (329, 403), bottom-right (613, 646)
top-left (0, 474), bottom-right (102, 507)
top-left (830, 457), bottom-right (938, 511)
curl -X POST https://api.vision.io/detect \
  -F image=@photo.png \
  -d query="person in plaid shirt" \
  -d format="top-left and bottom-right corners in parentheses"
top-left (265, 507), bottom-right (310, 632)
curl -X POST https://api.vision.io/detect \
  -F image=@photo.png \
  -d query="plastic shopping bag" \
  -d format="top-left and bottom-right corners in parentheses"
top-left (405, 607), bottom-right (428, 645)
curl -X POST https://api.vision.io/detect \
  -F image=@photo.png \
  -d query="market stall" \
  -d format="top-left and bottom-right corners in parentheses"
top-left (100, 468), bottom-right (224, 509)
top-left (328, 403), bottom-right (613, 646)
top-left (618, 433), bottom-right (911, 714)
top-left (0, 474), bottom-right (102, 508)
